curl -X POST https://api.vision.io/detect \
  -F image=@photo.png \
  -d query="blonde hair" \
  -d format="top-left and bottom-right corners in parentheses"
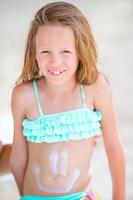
top-left (17, 1), bottom-right (99, 85)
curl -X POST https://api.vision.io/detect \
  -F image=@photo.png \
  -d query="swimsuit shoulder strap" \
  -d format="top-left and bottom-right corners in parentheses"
top-left (33, 80), bottom-right (43, 116)
top-left (80, 85), bottom-right (87, 108)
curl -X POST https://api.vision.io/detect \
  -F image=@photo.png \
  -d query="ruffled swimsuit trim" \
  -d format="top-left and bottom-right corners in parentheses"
top-left (22, 80), bottom-right (102, 143)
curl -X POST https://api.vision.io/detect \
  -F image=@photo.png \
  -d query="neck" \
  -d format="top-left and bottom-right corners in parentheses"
top-left (43, 79), bottom-right (78, 99)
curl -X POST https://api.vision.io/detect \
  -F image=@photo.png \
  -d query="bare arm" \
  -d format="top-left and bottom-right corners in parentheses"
top-left (94, 74), bottom-right (126, 200)
top-left (0, 142), bottom-right (12, 175)
top-left (10, 85), bottom-right (28, 196)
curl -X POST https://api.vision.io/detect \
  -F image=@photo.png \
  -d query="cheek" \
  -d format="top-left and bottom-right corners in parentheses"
top-left (65, 56), bottom-right (79, 68)
top-left (36, 55), bottom-right (46, 67)
top-left (71, 59), bottom-right (79, 71)
top-left (71, 54), bottom-right (79, 67)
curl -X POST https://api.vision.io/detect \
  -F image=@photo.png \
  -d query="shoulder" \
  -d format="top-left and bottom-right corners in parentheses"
top-left (85, 73), bottom-right (112, 99)
top-left (90, 73), bottom-right (113, 111)
top-left (12, 82), bottom-right (33, 102)
top-left (12, 81), bottom-right (33, 95)
top-left (83, 73), bottom-right (112, 110)
top-left (94, 73), bottom-right (111, 97)
top-left (11, 82), bottom-right (34, 116)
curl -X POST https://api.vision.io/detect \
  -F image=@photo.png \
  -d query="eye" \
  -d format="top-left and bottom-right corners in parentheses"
top-left (41, 50), bottom-right (50, 54)
top-left (62, 50), bottom-right (71, 54)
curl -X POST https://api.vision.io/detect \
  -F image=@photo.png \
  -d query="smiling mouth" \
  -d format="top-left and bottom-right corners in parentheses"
top-left (48, 69), bottom-right (66, 76)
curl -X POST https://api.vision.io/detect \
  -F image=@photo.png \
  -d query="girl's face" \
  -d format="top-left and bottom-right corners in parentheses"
top-left (35, 24), bottom-right (79, 86)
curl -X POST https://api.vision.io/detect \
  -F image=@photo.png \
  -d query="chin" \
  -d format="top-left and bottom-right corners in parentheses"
top-left (51, 81), bottom-right (67, 86)
top-left (45, 74), bottom-right (76, 86)
top-left (46, 79), bottom-right (67, 86)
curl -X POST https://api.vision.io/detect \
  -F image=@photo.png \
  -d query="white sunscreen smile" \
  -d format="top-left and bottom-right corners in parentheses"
top-left (34, 149), bottom-right (80, 194)
top-left (49, 152), bottom-right (59, 176)
top-left (35, 166), bottom-right (80, 194)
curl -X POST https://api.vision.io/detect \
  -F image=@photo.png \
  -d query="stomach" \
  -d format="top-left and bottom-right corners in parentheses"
top-left (23, 138), bottom-right (95, 196)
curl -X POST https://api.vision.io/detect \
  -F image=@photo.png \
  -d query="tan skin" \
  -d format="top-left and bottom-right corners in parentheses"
top-left (10, 25), bottom-right (126, 200)
top-left (0, 141), bottom-right (12, 175)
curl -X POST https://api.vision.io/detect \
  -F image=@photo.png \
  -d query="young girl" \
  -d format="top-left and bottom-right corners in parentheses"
top-left (10, 2), bottom-right (126, 200)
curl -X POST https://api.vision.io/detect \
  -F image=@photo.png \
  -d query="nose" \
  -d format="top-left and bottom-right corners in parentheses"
top-left (49, 52), bottom-right (62, 67)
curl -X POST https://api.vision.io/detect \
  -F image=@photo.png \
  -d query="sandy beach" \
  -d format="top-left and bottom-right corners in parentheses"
top-left (0, 0), bottom-right (133, 199)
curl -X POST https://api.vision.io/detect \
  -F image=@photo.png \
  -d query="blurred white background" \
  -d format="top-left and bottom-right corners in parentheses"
top-left (0, 0), bottom-right (133, 199)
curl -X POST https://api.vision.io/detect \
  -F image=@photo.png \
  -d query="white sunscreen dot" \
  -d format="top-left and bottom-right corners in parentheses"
top-left (49, 152), bottom-right (59, 176)
top-left (59, 150), bottom-right (69, 176)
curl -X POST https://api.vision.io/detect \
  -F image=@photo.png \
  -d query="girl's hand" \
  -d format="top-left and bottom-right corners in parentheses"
top-left (0, 140), bottom-right (4, 155)
top-left (0, 142), bottom-right (12, 175)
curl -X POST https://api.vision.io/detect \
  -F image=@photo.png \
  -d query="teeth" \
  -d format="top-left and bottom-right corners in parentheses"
top-left (53, 71), bottom-right (61, 75)
top-left (48, 69), bottom-right (65, 75)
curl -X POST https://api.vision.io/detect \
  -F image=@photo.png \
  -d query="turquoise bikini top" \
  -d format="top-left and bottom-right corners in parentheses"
top-left (22, 80), bottom-right (102, 143)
